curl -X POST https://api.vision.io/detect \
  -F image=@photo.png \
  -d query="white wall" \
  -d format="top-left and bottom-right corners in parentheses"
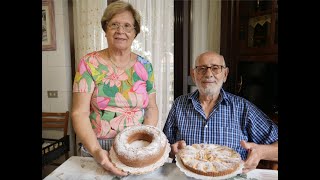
top-left (42, 0), bottom-right (75, 156)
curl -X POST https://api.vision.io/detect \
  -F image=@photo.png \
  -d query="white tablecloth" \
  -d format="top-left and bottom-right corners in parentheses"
top-left (43, 156), bottom-right (278, 180)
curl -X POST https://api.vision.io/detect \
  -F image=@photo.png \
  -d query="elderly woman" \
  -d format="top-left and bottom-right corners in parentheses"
top-left (71, 1), bottom-right (158, 176)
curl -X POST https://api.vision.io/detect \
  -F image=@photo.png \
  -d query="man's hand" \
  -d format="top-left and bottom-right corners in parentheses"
top-left (170, 140), bottom-right (186, 158)
top-left (240, 140), bottom-right (261, 173)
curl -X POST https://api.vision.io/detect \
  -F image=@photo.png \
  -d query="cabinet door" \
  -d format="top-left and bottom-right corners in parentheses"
top-left (235, 0), bottom-right (278, 124)
top-left (238, 0), bottom-right (278, 56)
top-left (236, 61), bottom-right (278, 123)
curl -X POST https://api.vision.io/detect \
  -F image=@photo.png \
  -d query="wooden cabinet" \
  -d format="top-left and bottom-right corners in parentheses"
top-left (221, 0), bottom-right (278, 170)
top-left (237, 0), bottom-right (278, 59)
top-left (221, 0), bottom-right (278, 124)
top-left (237, 0), bottom-right (278, 123)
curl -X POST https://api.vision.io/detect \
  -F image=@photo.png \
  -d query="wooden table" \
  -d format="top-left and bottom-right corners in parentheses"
top-left (43, 156), bottom-right (278, 180)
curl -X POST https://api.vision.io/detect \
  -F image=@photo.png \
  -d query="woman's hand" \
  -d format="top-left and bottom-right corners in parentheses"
top-left (93, 149), bottom-right (128, 176)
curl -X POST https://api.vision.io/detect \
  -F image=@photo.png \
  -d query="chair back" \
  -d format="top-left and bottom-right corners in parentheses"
top-left (42, 111), bottom-right (69, 136)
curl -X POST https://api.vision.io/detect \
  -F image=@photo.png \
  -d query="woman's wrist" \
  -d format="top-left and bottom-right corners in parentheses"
top-left (92, 148), bottom-right (107, 164)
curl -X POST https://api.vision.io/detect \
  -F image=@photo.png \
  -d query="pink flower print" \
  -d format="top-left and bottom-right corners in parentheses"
top-left (131, 80), bottom-right (148, 108)
top-left (73, 78), bottom-right (88, 92)
top-left (103, 67), bottom-right (128, 87)
top-left (132, 80), bottom-right (147, 93)
top-left (110, 110), bottom-right (143, 131)
top-left (88, 56), bottom-right (99, 68)
top-left (105, 92), bottom-right (143, 132)
top-left (78, 60), bottom-right (88, 75)
top-left (91, 116), bottom-right (117, 138)
top-left (134, 62), bottom-right (148, 81)
top-left (97, 97), bottom-right (110, 110)
top-left (128, 91), bottom-right (143, 107)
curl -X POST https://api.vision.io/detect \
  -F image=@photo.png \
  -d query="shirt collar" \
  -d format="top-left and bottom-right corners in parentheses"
top-left (188, 88), bottom-right (231, 105)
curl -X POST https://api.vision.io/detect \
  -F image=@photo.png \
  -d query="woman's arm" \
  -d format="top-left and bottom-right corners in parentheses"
top-left (71, 92), bottom-right (101, 155)
top-left (143, 93), bottom-right (158, 127)
top-left (71, 92), bottom-right (127, 176)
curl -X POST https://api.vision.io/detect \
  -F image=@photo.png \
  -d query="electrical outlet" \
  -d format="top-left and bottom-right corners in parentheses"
top-left (47, 91), bottom-right (58, 98)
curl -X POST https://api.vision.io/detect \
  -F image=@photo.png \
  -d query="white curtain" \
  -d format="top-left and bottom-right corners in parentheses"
top-left (190, 0), bottom-right (221, 93)
top-left (72, 0), bottom-right (174, 130)
top-left (191, 0), bottom-right (221, 68)
top-left (73, 0), bottom-right (108, 69)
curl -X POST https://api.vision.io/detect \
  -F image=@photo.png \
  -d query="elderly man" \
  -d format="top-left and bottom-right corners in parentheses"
top-left (163, 51), bottom-right (278, 173)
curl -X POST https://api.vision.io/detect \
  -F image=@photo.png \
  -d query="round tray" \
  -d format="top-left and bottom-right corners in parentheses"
top-left (109, 142), bottom-right (171, 175)
top-left (175, 154), bottom-right (244, 180)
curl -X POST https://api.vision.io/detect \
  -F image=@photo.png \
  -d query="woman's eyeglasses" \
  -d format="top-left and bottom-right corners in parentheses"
top-left (194, 65), bottom-right (226, 75)
top-left (107, 22), bottom-right (135, 33)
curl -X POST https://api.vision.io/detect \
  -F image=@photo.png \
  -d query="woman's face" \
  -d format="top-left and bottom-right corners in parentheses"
top-left (106, 10), bottom-right (136, 51)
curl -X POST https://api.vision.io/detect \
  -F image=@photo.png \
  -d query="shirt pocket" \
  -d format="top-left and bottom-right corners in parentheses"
top-left (218, 125), bottom-right (247, 146)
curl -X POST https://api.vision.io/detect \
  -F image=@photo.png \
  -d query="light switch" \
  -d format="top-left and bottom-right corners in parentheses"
top-left (47, 91), bottom-right (58, 98)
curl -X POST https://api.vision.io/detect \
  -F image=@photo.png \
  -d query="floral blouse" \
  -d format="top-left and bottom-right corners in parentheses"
top-left (73, 51), bottom-right (156, 139)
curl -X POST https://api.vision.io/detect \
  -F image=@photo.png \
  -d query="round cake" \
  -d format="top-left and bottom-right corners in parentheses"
top-left (112, 125), bottom-right (168, 167)
top-left (178, 144), bottom-right (242, 177)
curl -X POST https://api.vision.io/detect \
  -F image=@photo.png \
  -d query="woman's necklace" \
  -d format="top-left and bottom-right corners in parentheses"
top-left (106, 49), bottom-right (132, 69)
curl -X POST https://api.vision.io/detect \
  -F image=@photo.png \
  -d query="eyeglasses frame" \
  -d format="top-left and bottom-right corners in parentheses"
top-left (106, 22), bottom-right (135, 33)
top-left (194, 65), bottom-right (226, 75)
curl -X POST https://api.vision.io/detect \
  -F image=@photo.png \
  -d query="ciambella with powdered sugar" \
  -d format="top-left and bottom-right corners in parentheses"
top-left (112, 125), bottom-right (169, 167)
top-left (178, 144), bottom-right (243, 177)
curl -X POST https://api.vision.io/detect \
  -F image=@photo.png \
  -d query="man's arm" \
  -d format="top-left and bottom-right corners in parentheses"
top-left (241, 140), bottom-right (278, 173)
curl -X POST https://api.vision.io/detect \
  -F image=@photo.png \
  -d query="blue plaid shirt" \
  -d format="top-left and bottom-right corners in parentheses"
top-left (163, 89), bottom-right (278, 160)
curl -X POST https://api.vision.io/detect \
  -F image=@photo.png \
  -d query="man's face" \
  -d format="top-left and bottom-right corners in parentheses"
top-left (191, 52), bottom-right (229, 96)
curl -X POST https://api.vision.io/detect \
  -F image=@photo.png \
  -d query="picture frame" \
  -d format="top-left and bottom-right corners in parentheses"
top-left (42, 0), bottom-right (56, 51)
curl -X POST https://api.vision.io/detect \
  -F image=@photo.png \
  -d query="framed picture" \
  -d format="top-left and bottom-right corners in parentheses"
top-left (42, 0), bottom-right (56, 51)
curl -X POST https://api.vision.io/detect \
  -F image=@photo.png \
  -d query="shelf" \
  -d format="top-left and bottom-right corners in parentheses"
top-left (238, 54), bottom-right (278, 64)
top-left (249, 9), bottom-right (272, 17)
top-left (237, 0), bottom-right (277, 55)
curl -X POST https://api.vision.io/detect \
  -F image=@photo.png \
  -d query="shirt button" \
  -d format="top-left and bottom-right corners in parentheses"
top-left (205, 125), bottom-right (208, 128)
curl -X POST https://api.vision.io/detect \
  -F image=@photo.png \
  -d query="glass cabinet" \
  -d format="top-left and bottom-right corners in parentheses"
top-left (238, 0), bottom-right (278, 56)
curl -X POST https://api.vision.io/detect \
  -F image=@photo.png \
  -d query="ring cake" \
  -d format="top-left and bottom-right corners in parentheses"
top-left (112, 125), bottom-right (169, 168)
top-left (178, 144), bottom-right (242, 177)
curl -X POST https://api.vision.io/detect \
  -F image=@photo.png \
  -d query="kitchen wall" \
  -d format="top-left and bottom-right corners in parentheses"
top-left (42, 0), bottom-right (75, 156)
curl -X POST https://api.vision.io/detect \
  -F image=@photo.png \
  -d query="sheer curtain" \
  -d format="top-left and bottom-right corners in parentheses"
top-left (73, 0), bottom-right (108, 68)
top-left (72, 0), bottom-right (174, 130)
top-left (191, 0), bottom-right (221, 68)
top-left (190, 0), bottom-right (221, 92)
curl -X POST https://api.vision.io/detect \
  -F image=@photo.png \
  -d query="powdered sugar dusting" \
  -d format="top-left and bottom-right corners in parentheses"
top-left (179, 144), bottom-right (242, 172)
top-left (109, 143), bottom-right (171, 175)
top-left (176, 154), bottom-right (244, 180)
top-left (130, 140), bottom-right (150, 148)
top-left (114, 125), bottom-right (168, 160)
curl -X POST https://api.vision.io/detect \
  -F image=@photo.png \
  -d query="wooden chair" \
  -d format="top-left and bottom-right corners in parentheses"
top-left (42, 111), bottom-right (70, 166)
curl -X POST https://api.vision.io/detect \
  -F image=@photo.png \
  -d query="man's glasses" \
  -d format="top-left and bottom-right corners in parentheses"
top-left (107, 22), bottom-right (135, 33)
top-left (194, 65), bottom-right (226, 75)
